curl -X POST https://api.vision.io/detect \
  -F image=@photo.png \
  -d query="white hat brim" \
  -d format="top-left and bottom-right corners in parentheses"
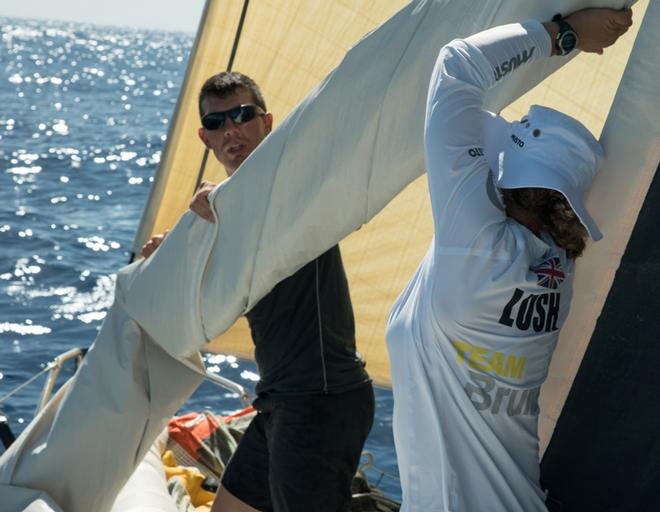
top-left (482, 110), bottom-right (602, 241)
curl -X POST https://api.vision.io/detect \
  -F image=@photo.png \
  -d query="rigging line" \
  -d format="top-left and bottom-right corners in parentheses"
top-left (227, 0), bottom-right (251, 72)
top-left (193, 147), bottom-right (211, 193)
top-left (193, 0), bottom-right (251, 192)
top-left (0, 363), bottom-right (53, 404)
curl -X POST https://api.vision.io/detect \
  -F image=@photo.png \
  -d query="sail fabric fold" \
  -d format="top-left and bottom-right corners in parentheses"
top-left (0, 485), bottom-right (63, 512)
top-left (0, 265), bottom-right (206, 511)
top-left (126, 0), bottom-right (584, 359)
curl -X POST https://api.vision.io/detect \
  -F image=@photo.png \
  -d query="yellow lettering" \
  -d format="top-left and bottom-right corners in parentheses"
top-left (488, 352), bottom-right (504, 376)
top-left (454, 340), bottom-right (526, 380)
top-left (504, 355), bottom-right (526, 379)
top-left (453, 340), bottom-right (471, 365)
top-left (468, 346), bottom-right (490, 371)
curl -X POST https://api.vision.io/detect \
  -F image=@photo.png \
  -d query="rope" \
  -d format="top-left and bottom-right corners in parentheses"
top-left (0, 362), bottom-right (54, 404)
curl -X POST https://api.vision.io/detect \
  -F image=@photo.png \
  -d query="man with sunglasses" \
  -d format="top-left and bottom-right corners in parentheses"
top-left (142, 72), bottom-right (374, 512)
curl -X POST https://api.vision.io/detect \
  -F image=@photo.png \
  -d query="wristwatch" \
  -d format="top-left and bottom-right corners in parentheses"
top-left (552, 14), bottom-right (578, 56)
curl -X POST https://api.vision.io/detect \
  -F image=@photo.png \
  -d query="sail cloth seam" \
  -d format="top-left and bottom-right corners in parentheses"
top-left (363, 0), bottom-right (431, 221)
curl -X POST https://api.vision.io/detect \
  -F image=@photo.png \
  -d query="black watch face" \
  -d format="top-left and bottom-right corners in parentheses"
top-left (561, 32), bottom-right (577, 52)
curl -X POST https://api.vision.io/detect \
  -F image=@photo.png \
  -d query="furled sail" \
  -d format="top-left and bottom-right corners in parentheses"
top-left (1, 1), bottom-right (657, 511)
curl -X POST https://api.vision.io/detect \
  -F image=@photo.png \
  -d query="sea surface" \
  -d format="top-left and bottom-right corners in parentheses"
top-left (0, 17), bottom-right (400, 500)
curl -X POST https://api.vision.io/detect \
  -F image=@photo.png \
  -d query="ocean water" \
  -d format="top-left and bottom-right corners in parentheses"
top-left (0, 17), bottom-right (401, 500)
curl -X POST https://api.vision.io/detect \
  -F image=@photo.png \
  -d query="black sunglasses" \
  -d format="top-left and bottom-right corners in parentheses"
top-left (201, 104), bottom-right (265, 130)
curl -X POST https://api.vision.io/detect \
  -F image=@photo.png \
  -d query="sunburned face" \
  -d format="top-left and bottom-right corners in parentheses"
top-left (198, 88), bottom-right (273, 176)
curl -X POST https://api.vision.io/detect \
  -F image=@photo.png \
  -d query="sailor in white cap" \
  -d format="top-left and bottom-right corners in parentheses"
top-left (386, 7), bottom-right (633, 511)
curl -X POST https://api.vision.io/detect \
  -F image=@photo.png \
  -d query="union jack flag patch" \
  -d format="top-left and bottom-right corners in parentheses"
top-left (531, 256), bottom-right (565, 289)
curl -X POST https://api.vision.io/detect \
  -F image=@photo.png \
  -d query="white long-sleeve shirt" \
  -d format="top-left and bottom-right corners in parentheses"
top-left (387, 21), bottom-right (571, 511)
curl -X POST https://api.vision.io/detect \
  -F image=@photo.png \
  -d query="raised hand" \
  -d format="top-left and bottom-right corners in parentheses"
top-left (566, 7), bottom-right (633, 55)
top-left (141, 230), bottom-right (169, 259)
top-left (189, 180), bottom-right (218, 223)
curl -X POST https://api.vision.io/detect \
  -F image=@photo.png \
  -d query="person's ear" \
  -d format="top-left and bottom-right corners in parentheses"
top-left (198, 126), bottom-right (210, 148)
top-left (263, 112), bottom-right (273, 134)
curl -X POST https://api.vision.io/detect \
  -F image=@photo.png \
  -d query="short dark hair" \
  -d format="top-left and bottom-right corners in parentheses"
top-left (198, 72), bottom-right (266, 117)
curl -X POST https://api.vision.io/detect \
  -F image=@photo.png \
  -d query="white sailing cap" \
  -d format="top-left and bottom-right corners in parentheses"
top-left (483, 105), bottom-right (604, 241)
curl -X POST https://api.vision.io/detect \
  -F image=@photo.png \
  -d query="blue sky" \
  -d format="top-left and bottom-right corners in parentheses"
top-left (1, 0), bottom-right (207, 33)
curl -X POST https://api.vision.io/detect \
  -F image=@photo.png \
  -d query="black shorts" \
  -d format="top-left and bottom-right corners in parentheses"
top-left (221, 383), bottom-right (375, 512)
